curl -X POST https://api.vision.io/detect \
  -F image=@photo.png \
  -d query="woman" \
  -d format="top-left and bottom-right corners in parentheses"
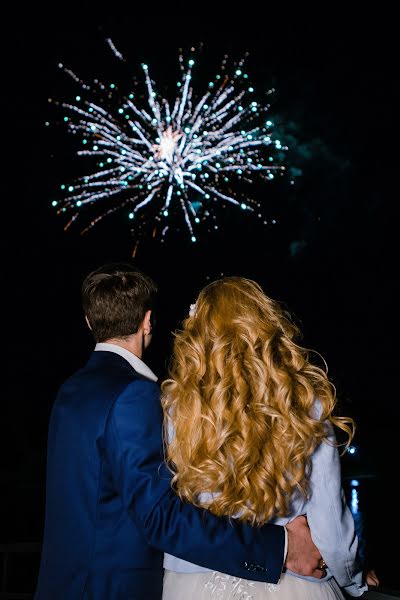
top-left (161, 276), bottom-right (375, 599)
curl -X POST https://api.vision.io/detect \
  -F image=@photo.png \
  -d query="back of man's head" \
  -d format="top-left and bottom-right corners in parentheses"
top-left (81, 262), bottom-right (157, 342)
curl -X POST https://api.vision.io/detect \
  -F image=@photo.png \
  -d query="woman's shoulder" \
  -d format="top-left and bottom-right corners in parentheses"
top-left (310, 397), bottom-right (323, 419)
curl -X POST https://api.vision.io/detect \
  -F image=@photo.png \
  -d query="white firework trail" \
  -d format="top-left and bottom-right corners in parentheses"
top-left (49, 40), bottom-right (288, 251)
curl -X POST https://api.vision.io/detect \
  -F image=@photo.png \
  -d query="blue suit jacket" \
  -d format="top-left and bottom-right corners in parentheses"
top-left (34, 351), bottom-right (285, 599)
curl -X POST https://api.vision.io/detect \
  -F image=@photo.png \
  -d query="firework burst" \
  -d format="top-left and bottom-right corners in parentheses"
top-left (49, 40), bottom-right (288, 252)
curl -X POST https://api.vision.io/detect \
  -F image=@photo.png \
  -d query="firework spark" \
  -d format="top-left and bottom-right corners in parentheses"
top-left (49, 40), bottom-right (287, 250)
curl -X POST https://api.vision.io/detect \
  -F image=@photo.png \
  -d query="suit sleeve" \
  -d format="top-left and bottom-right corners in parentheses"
top-left (103, 378), bottom-right (285, 583)
top-left (306, 423), bottom-right (368, 596)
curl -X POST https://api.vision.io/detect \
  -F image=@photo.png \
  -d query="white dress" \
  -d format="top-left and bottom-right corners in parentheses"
top-left (162, 569), bottom-right (346, 599)
top-left (162, 410), bottom-right (368, 599)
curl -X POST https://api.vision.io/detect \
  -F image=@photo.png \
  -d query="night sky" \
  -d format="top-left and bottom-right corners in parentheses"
top-left (2, 8), bottom-right (397, 592)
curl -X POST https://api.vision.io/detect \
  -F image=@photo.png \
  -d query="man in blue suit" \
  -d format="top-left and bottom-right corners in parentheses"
top-left (35, 263), bottom-right (323, 599)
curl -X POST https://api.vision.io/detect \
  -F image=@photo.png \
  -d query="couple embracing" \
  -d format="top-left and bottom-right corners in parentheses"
top-left (34, 262), bottom-right (372, 599)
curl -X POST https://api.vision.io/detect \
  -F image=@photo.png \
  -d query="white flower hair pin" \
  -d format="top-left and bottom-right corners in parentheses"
top-left (189, 303), bottom-right (196, 317)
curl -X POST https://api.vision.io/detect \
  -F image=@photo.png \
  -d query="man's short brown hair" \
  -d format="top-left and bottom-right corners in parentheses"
top-left (81, 263), bottom-right (157, 343)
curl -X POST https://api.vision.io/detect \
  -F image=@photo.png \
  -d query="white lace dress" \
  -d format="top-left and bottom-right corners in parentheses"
top-left (162, 569), bottom-right (346, 599)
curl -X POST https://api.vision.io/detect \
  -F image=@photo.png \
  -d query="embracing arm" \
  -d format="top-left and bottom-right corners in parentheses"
top-left (104, 379), bottom-right (320, 583)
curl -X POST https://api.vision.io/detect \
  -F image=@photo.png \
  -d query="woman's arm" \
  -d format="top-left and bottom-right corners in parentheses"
top-left (306, 422), bottom-right (368, 596)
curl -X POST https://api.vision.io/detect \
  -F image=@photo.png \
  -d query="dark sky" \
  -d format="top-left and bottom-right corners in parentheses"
top-left (2, 7), bottom-right (397, 586)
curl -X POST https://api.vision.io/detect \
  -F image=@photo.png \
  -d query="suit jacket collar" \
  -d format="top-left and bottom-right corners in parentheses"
top-left (94, 342), bottom-right (158, 382)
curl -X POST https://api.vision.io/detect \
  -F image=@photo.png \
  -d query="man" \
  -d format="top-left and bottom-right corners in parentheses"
top-left (35, 262), bottom-right (324, 599)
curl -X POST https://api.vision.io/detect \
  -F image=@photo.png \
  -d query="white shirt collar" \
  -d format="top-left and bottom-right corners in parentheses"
top-left (94, 342), bottom-right (158, 382)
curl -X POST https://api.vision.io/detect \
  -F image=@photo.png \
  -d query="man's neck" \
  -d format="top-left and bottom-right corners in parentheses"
top-left (103, 336), bottom-right (143, 359)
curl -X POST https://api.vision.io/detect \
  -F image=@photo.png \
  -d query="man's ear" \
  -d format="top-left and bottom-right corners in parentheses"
top-left (85, 315), bottom-right (92, 330)
top-left (143, 309), bottom-right (152, 335)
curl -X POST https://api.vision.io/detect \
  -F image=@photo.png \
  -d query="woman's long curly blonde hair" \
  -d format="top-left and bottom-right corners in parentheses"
top-left (161, 276), bottom-right (354, 526)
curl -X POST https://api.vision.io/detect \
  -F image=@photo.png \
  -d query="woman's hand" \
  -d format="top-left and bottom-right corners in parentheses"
top-left (366, 569), bottom-right (379, 587)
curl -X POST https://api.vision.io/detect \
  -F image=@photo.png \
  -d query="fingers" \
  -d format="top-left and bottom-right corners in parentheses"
top-left (311, 568), bottom-right (326, 579)
top-left (311, 565), bottom-right (327, 579)
top-left (366, 569), bottom-right (379, 587)
top-left (285, 515), bottom-right (324, 577)
top-left (313, 558), bottom-right (328, 579)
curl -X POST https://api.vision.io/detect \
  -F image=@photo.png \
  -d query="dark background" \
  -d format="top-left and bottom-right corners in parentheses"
top-left (1, 7), bottom-right (397, 595)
